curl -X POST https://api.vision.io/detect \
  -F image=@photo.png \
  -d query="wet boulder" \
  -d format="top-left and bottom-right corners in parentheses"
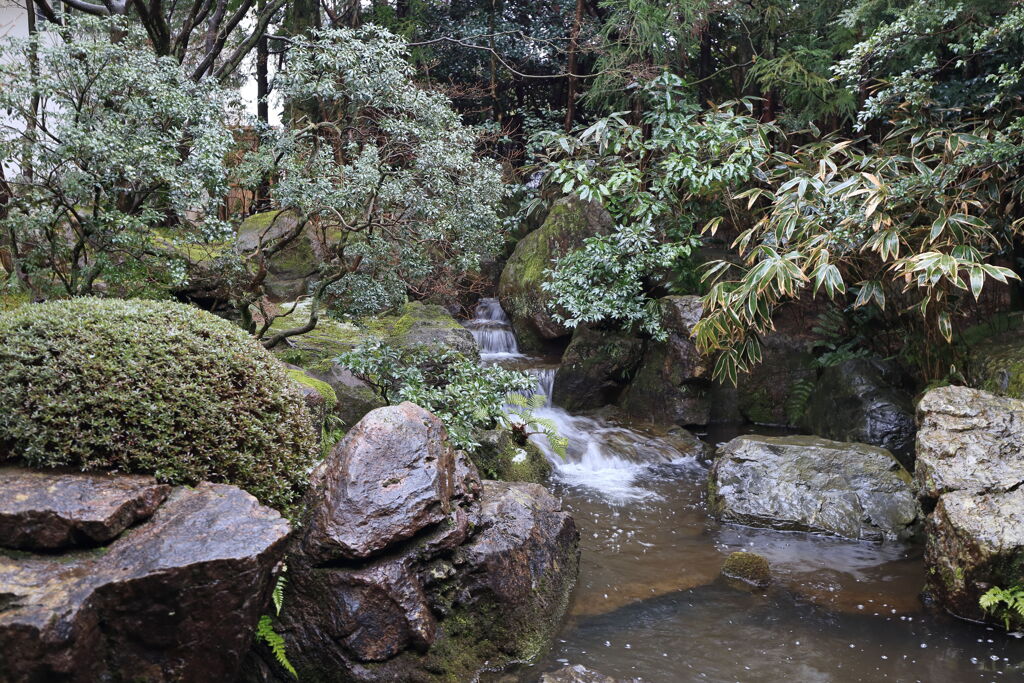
top-left (301, 403), bottom-right (456, 563)
top-left (925, 488), bottom-right (1024, 626)
top-left (0, 467), bottom-right (169, 551)
top-left (915, 385), bottom-right (1024, 501)
top-left (498, 196), bottom-right (613, 353)
top-left (802, 357), bottom-right (916, 468)
top-left (618, 295), bottom-right (712, 426)
top-left (708, 435), bottom-right (921, 542)
top-left (553, 325), bottom-right (644, 411)
top-left (261, 404), bottom-right (579, 682)
top-left (0, 473), bottom-right (291, 682)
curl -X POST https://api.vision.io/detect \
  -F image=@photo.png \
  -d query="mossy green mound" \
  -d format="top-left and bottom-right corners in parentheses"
top-left (0, 298), bottom-right (318, 511)
top-left (721, 551), bottom-right (772, 588)
top-left (472, 430), bottom-right (552, 483)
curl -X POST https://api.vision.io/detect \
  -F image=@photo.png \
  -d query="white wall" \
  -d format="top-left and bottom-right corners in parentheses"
top-left (0, 1), bottom-right (29, 40)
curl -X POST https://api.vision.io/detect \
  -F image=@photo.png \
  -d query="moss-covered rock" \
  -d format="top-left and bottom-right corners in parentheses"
top-left (552, 325), bottom-right (644, 411)
top-left (269, 300), bottom-right (478, 372)
top-left (0, 298), bottom-right (318, 511)
top-left (472, 430), bottom-right (552, 483)
top-left (721, 551), bottom-right (772, 588)
top-left (235, 210), bottom-right (318, 301)
top-left (270, 301), bottom-right (473, 429)
top-left (498, 197), bottom-right (612, 353)
top-left (285, 366), bottom-right (338, 435)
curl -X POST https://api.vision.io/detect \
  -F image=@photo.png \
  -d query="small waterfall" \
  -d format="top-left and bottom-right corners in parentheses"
top-left (468, 297), bottom-right (702, 501)
top-left (525, 367), bottom-right (555, 407)
top-left (464, 298), bottom-right (523, 360)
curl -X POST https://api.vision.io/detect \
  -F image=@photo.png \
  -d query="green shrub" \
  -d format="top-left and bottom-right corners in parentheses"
top-left (0, 298), bottom-right (318, 511)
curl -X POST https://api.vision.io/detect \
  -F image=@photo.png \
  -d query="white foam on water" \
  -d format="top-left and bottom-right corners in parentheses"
top-left (468, 297), bottom-right (696, 503)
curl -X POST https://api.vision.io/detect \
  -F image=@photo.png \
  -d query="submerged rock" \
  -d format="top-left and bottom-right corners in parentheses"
top-left (802, 357), bottom-right (916, 468)
top-left (618, 295), bottom-right (712, 426)
top-left (540, 664), bottom-right (621, 683)
top-left (0, 476), bottom-right (291, 682)
top-left (915, 385), bottom-right (1024, 501)
top-left (0, 467), bottom-right (169, 551)
top-left (721, 551), bottom-right (772, 588)
top-left (925, 488), bottom-right (1024, 626)
top-left (708, 435), bottom-right (921, 542)
top-left (261, 404), bottom-right (579, 682)
top-left (553, 325), bottom-right (644, 411)
top-left (498, 196), bottom-right (613, 352)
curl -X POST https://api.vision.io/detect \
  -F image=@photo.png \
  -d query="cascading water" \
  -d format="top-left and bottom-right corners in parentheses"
top-left (464, 298), bottom-right (523, 360)
top-left (466, 298), bottom-right (700, 500)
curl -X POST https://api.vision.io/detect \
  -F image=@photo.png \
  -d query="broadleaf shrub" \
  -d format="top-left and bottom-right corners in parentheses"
top-left (0, 298), bottom-right (318, 511)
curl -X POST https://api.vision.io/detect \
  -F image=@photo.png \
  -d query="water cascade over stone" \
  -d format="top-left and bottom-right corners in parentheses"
top-left (467, 298), bottom-right (703, 500)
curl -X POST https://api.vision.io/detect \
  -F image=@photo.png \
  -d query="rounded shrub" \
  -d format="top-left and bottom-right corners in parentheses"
top-left (0, 297), bottom-right (318, 511)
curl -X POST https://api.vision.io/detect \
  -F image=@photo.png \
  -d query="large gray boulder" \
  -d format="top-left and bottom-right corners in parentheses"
top-left (925, 488), bottom-right (1024, 627)
top-left (0, 471), bottom-right (291, 682)
top-left (803, 357), bottom-right (916, 468)
top-left (498, 196), bottom-right (613, 353)
top-left (708, 435), bottom-right (921, 542)
top-left (257, 403), bottom-right (579, 682)
top-left (915, 385), bottom-right (1024, 501)
top-left (618, 295), bottom-right (712, 426)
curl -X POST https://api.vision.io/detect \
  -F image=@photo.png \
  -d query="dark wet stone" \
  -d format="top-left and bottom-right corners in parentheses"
top-left (553, 325), bottom-right (644, 411)
top-left (0, 481), bottom-right (291, 682)
top-left (709, 435), bottom-right (921, 542)
top-left (618, 296), bottom-right (712, 426)
top-left (915, 385), bottom-right (1024, 501)
top-left (0, 466), bottom-right (169, 551)
top-left (301, 402), bottom-right (456, 563)
top-left (925, 487), bottom-right (1024, 627)
top-left (803, 357), bottom-right (916, 468)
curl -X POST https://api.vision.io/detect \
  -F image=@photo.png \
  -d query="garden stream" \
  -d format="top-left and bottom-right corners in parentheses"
top-left (465, 299), bottom-right (1024, 683)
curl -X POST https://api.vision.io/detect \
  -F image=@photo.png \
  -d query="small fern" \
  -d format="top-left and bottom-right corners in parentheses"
top-left (272, 571), bottom-right (287, 616)
top-left (979, 585), bottom-right (1024, 630)
top-left (257, 615), bottom-right (298, 679)
top-left (785, 378), bottom-right (815, 425)
top-left (499, 393), bottom-right (569, 459)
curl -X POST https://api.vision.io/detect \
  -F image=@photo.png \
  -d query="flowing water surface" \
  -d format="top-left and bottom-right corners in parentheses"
top-left (466, 299), bottom-right (1024, 682)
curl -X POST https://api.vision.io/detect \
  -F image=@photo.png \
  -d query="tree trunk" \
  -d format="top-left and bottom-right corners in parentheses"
top-left (563, 0), bottom-right (584, 131)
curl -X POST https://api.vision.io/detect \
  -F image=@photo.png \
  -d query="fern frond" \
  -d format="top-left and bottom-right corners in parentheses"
top-left (257, 615), bottom-right (298, 679)
top-left (272, 573), bottom-right (287, 616)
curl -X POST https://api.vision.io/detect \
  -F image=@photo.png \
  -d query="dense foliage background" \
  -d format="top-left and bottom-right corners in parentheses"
top-left (3, 0), bottom-right (1024, 385)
